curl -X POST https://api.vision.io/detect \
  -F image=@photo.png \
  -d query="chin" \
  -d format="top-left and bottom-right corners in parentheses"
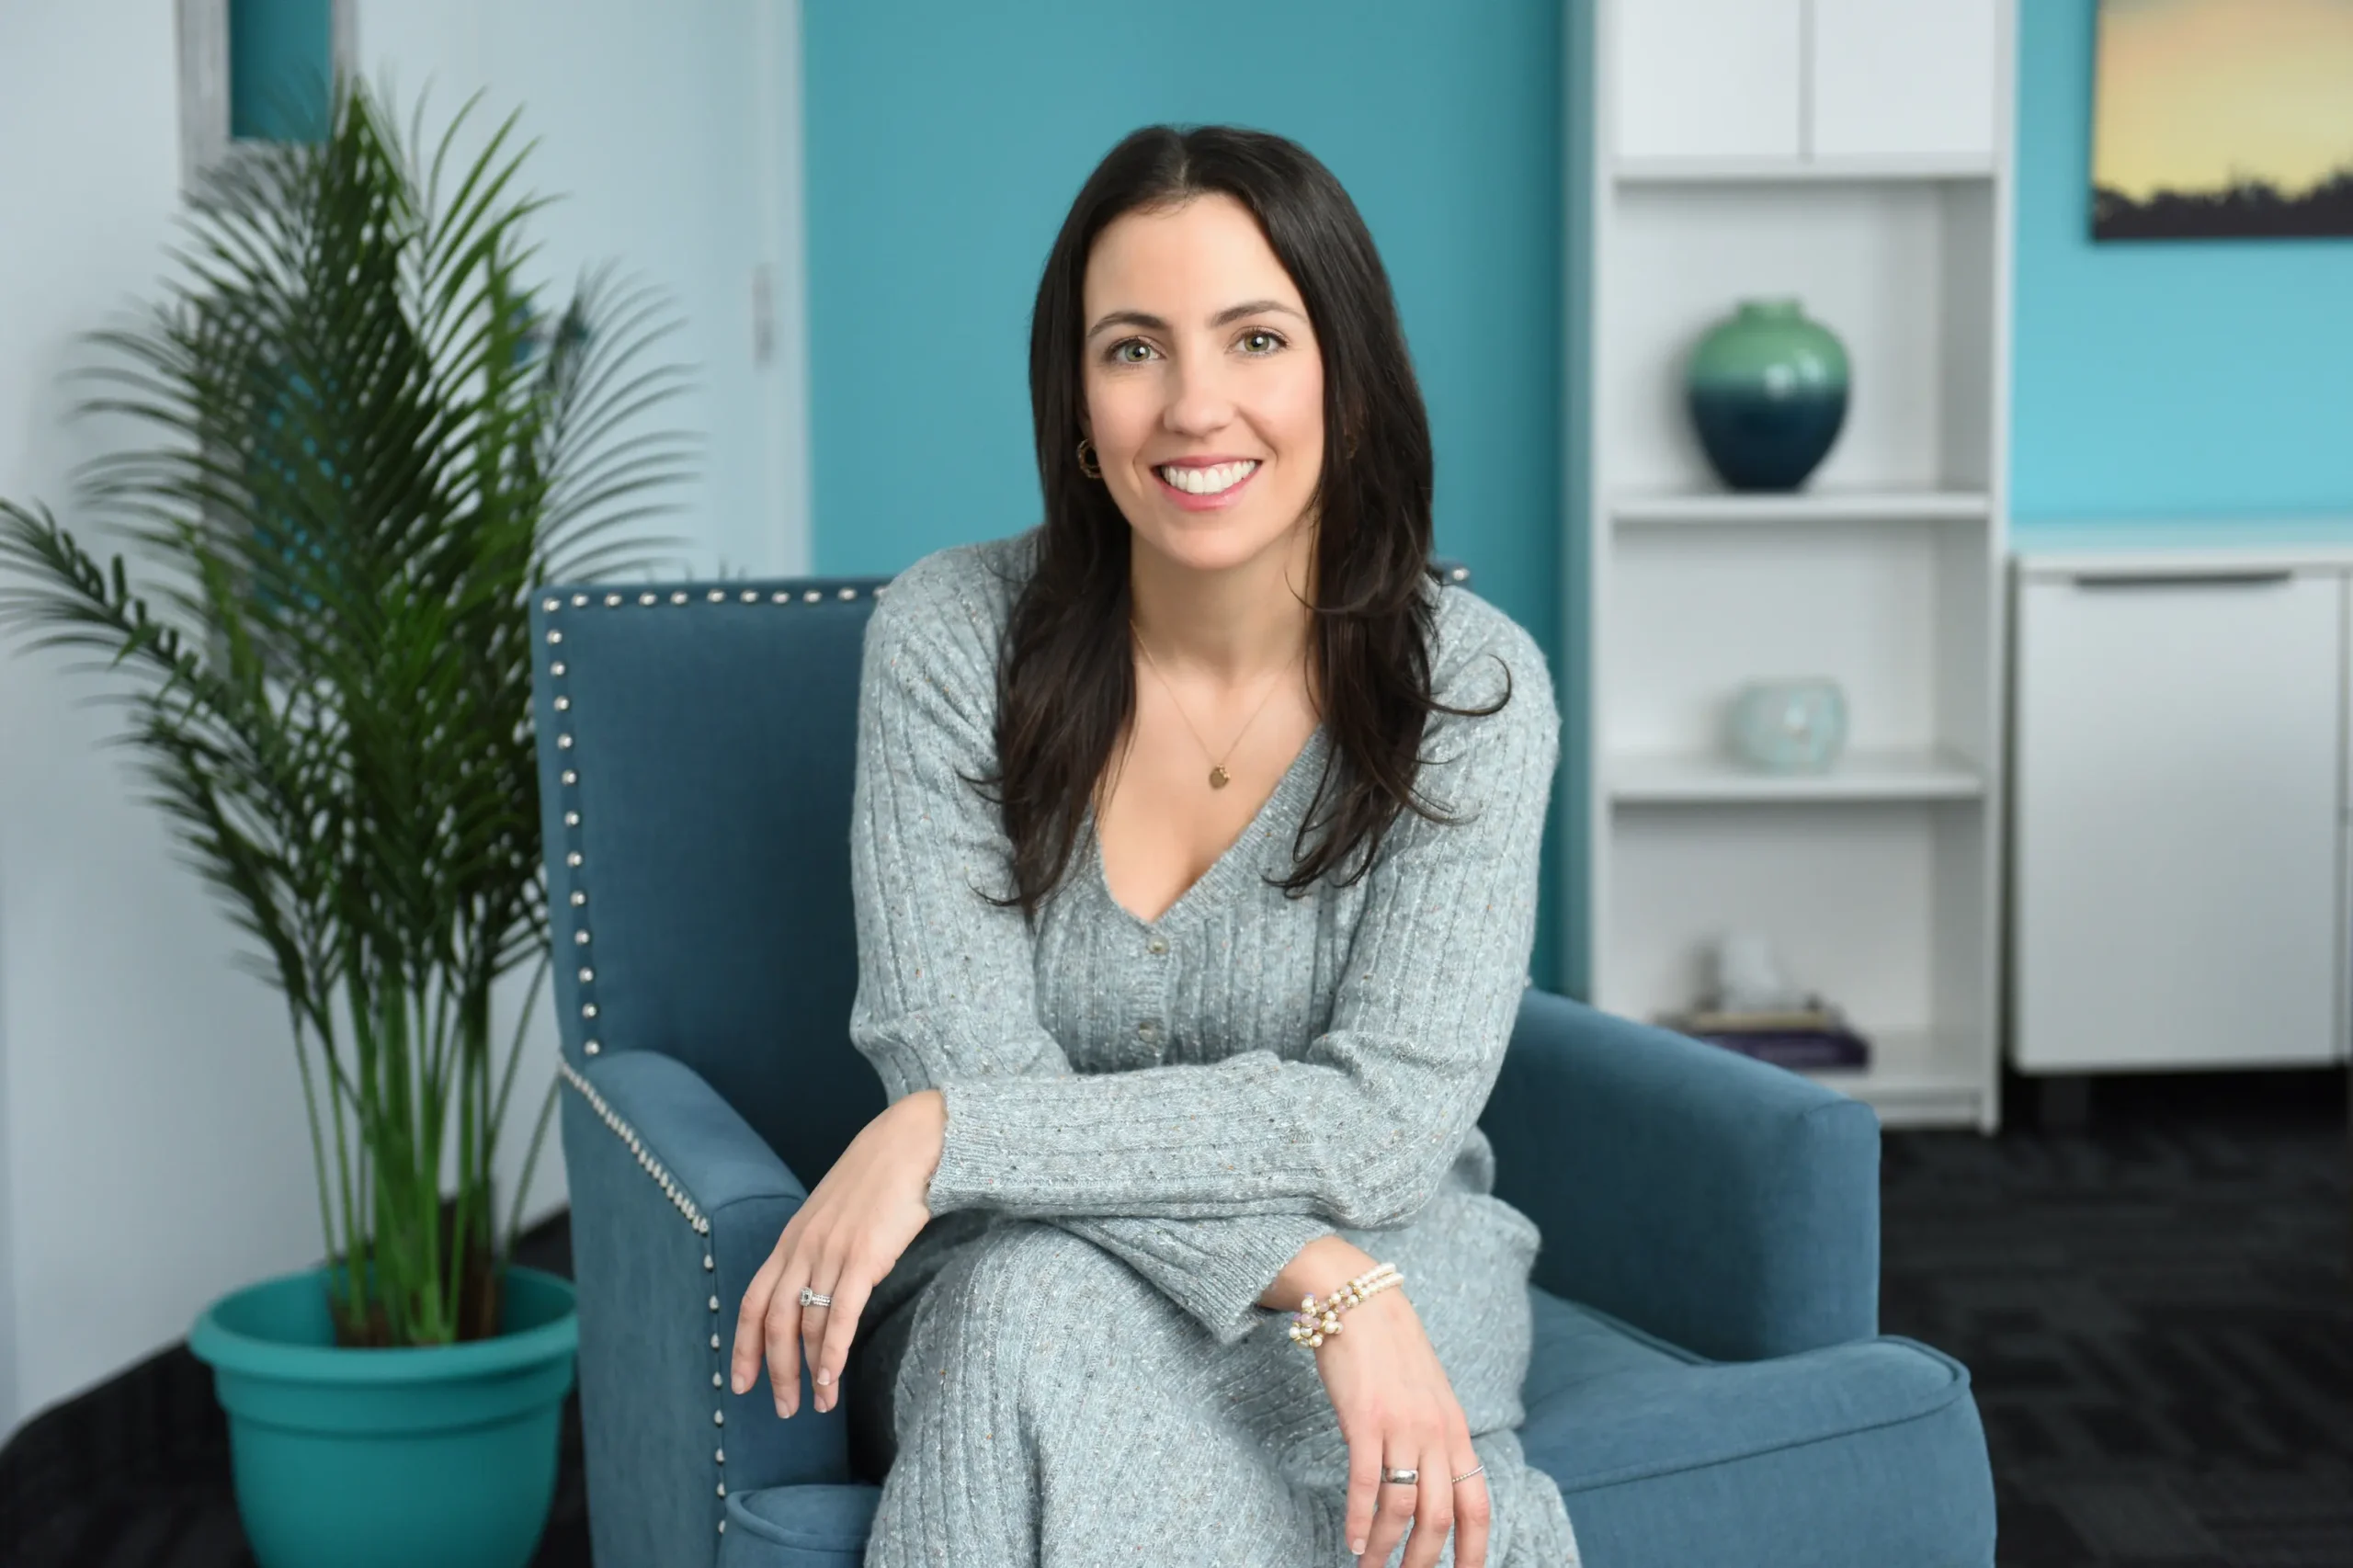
top-left (1131, 506), bottom-right (1306, 576)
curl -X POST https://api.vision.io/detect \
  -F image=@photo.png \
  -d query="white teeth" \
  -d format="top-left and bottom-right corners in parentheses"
top-left (1157, 460), bottom-right (1258, 495)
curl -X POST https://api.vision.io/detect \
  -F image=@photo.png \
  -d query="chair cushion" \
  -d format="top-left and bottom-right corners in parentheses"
top-left (718, 1483), bottom-right (881, 1568)
top-left (1524, 1288), bottom-right (1997, 1568)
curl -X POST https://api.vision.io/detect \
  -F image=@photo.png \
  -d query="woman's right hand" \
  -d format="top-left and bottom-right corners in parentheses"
top-left (1313, 1287), bottom-right (1489, 1568)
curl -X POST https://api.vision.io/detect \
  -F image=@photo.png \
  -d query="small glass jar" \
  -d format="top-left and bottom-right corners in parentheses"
top-left (1727, 679), bottom-right (1848, 774)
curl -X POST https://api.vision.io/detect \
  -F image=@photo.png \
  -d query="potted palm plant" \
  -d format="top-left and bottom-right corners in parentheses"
top-left (0, 74), bottom-right (690, 1568)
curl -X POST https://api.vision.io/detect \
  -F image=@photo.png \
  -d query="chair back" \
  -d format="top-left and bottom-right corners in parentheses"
top-left (529, 579), bottom-right (893, 1190)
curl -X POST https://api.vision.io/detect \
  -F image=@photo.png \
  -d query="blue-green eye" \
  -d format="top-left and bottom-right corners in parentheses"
top-left (1239, 329), bottom-right (1285, 355)
top-left (1108, 339), bottom-right (1157, 365)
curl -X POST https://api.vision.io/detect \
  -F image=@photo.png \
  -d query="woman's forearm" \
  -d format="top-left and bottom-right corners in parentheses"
top-left (1256, 1231), bottom-right (1379, 1311)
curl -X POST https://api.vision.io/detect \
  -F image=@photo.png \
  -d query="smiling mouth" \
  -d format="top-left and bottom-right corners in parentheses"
top-left (1154, 460), bottom-right (1260, 496)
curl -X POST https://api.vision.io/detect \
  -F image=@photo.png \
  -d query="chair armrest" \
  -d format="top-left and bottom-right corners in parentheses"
top-left (1481, 989), bottom-right (1881, 1362)
top-left (559, 1051), bottom-right (846, 1566)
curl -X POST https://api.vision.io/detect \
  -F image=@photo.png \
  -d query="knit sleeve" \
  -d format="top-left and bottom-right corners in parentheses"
top-left (847, 575), bottom-right (1330, 1344)
top-left (848, 561), bottom-right (1559, 1251)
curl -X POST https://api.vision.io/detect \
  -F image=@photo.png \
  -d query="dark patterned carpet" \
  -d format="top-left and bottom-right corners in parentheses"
top-left (3, 1067), bottom-right (2347, 1567)
top-left (1882, 1068), bottom-right (2353, 1568)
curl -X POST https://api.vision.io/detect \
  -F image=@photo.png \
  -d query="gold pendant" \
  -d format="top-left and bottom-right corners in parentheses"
top-left (1209, 765), bottom-right (1230, 790)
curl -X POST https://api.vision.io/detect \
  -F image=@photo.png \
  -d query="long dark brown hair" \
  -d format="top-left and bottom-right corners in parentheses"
top-left (975, 123), bottom-right (1510, 921)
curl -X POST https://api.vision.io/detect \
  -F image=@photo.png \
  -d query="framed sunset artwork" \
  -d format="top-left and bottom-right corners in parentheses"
top-left (2093, 0), bottom-right (2353, 240)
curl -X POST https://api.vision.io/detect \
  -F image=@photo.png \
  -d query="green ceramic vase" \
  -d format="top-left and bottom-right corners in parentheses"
top-left (1686, 299), bottom-right (1850, 491)
top-left (188, 1263), bottom-right (578, 1568)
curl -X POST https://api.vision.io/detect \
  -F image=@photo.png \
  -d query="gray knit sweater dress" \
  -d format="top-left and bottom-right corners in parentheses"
top-left (839, 528), bottom-right (1581, 1568)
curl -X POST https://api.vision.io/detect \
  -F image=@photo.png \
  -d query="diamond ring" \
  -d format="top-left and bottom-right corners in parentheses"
top-left (798, 1287), bottom-right (833, 1309)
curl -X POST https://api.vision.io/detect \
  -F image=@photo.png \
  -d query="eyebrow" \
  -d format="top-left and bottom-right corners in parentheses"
top-left (1083, 299), bottom-right (1304, 342)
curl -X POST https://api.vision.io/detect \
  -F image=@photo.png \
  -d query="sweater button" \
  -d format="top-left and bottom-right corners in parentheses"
top-left (1136, 1019), bottom-right (1160, 1040)
top-left (1145, 935), bottom-right (1168, 955)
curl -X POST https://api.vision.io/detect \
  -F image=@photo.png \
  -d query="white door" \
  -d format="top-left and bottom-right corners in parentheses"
top-left (1808, 0), bottom-right (2001, 162)
top-left (2013, 568), bottom-right (2345, 1072)
top-left (1611, 0), bottom-right (1804, 162)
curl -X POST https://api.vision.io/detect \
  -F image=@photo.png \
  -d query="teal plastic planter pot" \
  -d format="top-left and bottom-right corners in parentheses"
top-left (188, 1263), bottom-right (579, 1568)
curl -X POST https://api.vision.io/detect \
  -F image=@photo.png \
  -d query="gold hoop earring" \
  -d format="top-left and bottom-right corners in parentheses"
top-left (1075, 437), bottom-right (1102, 479)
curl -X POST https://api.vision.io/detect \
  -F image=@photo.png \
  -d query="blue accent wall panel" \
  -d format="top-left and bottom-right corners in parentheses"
top-left (2012, 0), bottom-right (2353, 527)
top-left (228, 0), bottom-right (333, 142)
top-left (804, 0), bottom-right (1569, 990)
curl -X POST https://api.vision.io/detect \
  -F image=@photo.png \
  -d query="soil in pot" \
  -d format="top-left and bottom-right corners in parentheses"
top-left (327, 1192), bottom-right (509, 1346)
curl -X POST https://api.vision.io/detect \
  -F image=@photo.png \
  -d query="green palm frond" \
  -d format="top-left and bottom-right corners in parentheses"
top-left (0, 73), bottom-right (692, 1346)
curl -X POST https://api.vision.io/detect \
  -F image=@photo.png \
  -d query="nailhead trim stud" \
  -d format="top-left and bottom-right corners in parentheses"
top-left (537, 574), bottom-right (896, 1543)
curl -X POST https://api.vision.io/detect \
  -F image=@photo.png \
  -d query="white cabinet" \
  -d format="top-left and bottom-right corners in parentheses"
top-left (2011, 566), bottom-right (2347, 1074)
top-left (1811, 0), bottom-right (2001, 162)
top-left (1610, 0), bottom-right (2001, 169)
top-left (1612, 0), bottom-right (1803, 162)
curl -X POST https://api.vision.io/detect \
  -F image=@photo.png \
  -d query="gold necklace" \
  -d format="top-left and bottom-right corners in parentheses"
top-left (1131, 621), bottom-right (1304, 790)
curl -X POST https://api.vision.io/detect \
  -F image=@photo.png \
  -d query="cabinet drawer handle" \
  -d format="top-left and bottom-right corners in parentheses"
top-left (2068, 570), bottom-right (2297, 591)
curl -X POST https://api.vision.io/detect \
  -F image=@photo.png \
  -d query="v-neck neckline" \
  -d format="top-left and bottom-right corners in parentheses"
top-left (1084, 723), bottom-right (1333, 931)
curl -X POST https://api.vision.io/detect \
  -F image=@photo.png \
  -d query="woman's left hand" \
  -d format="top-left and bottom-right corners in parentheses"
top-left (729, 1087), bottom-right (946, 1417)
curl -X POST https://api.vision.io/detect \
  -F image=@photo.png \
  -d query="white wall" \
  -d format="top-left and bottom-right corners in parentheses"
top-left (360, 0), bottom-right (811, 578)
top-left (0, 0), bottom-right (806, 1440)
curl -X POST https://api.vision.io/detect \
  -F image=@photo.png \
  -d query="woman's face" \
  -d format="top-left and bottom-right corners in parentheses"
top-left (1080, 192), bottom-right (1325, 574)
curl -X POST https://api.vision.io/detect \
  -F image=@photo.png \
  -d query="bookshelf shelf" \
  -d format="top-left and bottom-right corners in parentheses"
top-left (1612, 153), bottom-right (1999, 187)
top-left (1609, 490), bottom-right (1993, 528)
top-left (1795, 1028), bottom-right (1986, 1129)
top-left (1608, 748), bottom-right (1986, 805)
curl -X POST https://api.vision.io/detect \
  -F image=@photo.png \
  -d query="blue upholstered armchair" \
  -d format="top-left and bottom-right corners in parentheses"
top-left (528, 566), bottom-right (1997, 1568)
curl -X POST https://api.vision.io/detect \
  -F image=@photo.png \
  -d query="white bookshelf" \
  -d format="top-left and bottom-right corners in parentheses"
top-left (1575, 0), bottom-right (2016, 1132)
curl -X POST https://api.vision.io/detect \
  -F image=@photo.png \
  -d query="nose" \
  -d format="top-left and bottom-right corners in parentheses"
top-left (1161, 351), bottom-right (1235, 439)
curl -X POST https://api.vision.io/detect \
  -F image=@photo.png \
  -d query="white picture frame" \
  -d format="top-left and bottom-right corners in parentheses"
top-left (176, 0), bottom-right (358, 192)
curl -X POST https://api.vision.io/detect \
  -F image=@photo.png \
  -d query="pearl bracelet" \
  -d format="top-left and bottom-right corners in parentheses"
top-left (1288, 1261), bottom-right (1404, 1349)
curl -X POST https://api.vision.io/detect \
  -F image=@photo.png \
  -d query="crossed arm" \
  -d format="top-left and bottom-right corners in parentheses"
top-left (846, 572), bottom-right (1560, 1343)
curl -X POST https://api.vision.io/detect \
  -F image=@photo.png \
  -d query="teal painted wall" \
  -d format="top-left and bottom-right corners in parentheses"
top-left (803, 0), bottom-right (1573, 992)
top-left (2011, 0), bottom-right (2353, 527)
top-left (228, 0), bottom-right (333, 142)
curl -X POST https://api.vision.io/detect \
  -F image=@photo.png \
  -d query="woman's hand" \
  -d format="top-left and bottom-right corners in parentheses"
top-left (728, 1087), bottom-right (945, 1416)
top-left (1315, 1289), bottom-right (1489, 1568)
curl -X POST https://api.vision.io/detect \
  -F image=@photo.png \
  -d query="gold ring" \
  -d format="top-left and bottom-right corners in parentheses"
top-left (1452, 1463), bottom-right (1485, 1483)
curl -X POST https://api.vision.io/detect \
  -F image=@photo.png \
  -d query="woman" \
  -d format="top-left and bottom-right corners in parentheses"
top-left (729, 124), bottom-right (1577, 1568)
